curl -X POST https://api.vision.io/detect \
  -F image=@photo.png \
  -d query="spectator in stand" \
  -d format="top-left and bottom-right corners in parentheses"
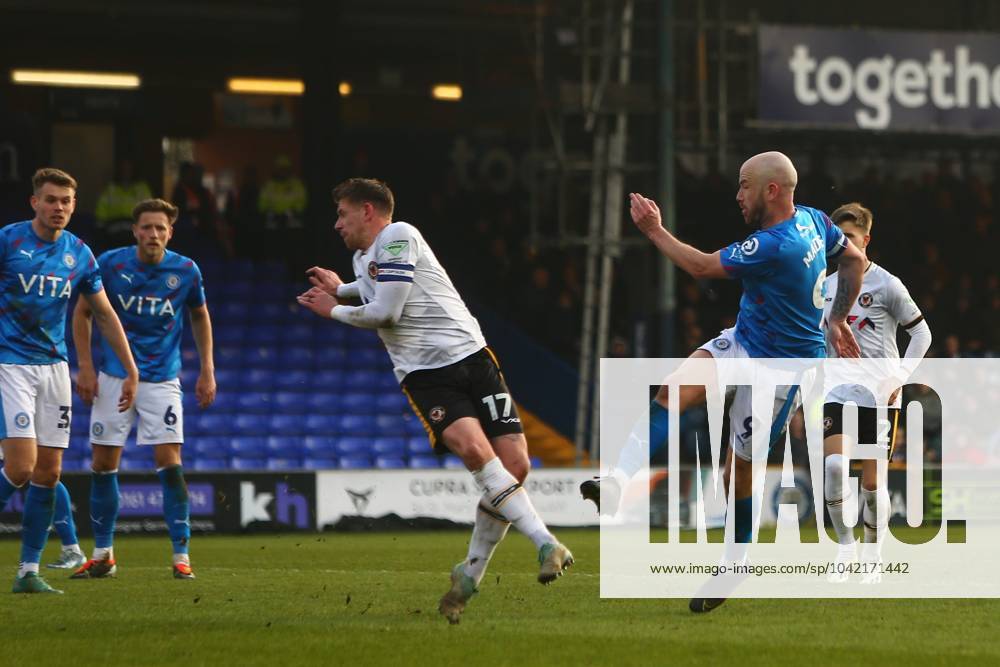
top-left (259, 155), bottom-right (307, 272)
top-left (171, 162), bottom-right (220, 256)
top-left (95, 159), bottom-right (152, 251)
top-left (225, 165), bottom-right (262, 259)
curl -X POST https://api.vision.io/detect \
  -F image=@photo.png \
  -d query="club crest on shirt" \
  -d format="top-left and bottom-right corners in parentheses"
top-left (92, 422), bottom-right (105, 437)
top-left (63, 253), bottom-right (76, 268)
top-left (740, 238), bottom-right (759, 255)
top-left (166, 274), bottom-right (180, 289)
top-left (858, 292), bottom-right (873, 307)
top-left (823, 416), bottom-right (833, 432)
top-left (712, 338), bottom-right (730, 350)
top-left (368, 261), bottom-right (378, 280)
top-left (14, 412), bottom-right (30, 429)
top-left (429, 406), bottom-right (446, 423)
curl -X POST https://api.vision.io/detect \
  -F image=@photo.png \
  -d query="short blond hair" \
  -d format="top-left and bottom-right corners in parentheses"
top-left (830, 202), bottom-right (873, 234)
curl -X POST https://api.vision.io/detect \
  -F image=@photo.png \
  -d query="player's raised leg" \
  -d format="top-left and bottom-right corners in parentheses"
top-left (46, 481), bottom-right (85, 569)
top-left (445, 418), bottom-right (572, 581)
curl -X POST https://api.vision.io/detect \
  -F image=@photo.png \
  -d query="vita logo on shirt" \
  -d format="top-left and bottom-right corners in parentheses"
top-left (117, 294), bottom-right (176, 316)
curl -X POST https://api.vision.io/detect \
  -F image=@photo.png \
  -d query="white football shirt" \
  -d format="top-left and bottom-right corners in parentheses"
top-left (350, 221), bottom-right (487, 381)
top-left (822, 262), bottom-right (922, 408)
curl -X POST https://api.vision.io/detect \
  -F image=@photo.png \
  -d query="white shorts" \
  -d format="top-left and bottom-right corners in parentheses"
top-left (698, 328), bottom-right (803, 463)
top-left (0, 362), bottom-right (72, 447)
top-left (90, 372), bottom-right (184, 447)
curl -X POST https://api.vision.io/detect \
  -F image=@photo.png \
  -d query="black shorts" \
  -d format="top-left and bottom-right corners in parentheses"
top-left (822, 402), bottom-right (901, 460)
top-left (401, 347), bottom-right (523, 454)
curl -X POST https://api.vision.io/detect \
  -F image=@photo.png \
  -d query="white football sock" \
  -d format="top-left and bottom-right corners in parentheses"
top-left (92, 546), bottom-right (114, 561)
top-left (825, 454), bottom-right (856, 546)
top-left (63, 543), bottom-right (83, 555)
top-left (462, 498), bottom-right (511, 584)
top-left (18, 562), bottom-right (39, 577)
top-left (173, 553), bottom-right (190, 566)
top-left (862, 486), bottom-right (890, 553)
top-left (472, 458), bottom-right (555, 549)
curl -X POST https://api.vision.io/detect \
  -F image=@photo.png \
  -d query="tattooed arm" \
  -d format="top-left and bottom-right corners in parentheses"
top-left (827, 241), bottom-right (865, 358)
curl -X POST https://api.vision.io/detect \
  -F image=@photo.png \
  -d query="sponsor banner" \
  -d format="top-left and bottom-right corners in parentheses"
top-left (0, 472), bottom-right (316, 537)
top-left (316, 469), bottom-right (599, 528)
top-left (759, 24), bottom-right (1000, 132)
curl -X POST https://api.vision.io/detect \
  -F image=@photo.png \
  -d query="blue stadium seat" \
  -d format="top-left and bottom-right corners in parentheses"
top-left (215, 302), bottom-right (247, 325)
top-left (268, 414), bottom-right (303, 436)
top-left (189, 436), bottom-right (228, 457)
top-left (233, 413), bottom-right (269, 435)
top-left (342, 370), bottom-right (380, 390)
top-left (228, 436), bottom-right (267, 457)
top-left (62, 456), bottom-right (90, 472)
top-left (409, 455), bottom-right (441, 469)
top-left (341, 392), bottom-right (376, 415)
top-left (192, 413), bottom-right (233, 436)
top-left (241, 369), bottom-right (276, 391)
top-left (335, 437), bottom-right (370, 457)
top-left (216, 346), bottom-right (243, 366)
top-left (346, 327), bottom-right (379, 345)
top-left (71, 415), bottom-right (90, 436)
top-left (402, 415), bottom-right (429, 436)
top-left (192, 457), bottom-right (228, 471)
top-left (344, 347), bottom-right (380, 370)
top-left (252, 259), bottom-right (287, 281)
top-left (257, 303), bottom-right (289, 323)
top-left (302, 435), bottom-right (338, 458)
top-left (304, 414), bottom-right (339, 435)
top-left (315, 347), bottom-right (347, 368)
top-left (284, 324), bottom-right (313, 344)
top-left (375, 456), bottom-right (406, 469)
top-left (236, 391), bottom-right (271, 413)
top-left (374, 414), bottom-right (407, 436)
top-left (180, 368), bottom-right (200, 389)
top-left (376, 373), bottom-right (400, 391)
top-left (275, 370), bottom-right (311, 390)
top-left (213, 325), bottom-right (245, 345)
top-left (309, 370), bottom-right (343, 392)
top-left (210, 392), bottom-right (239, 412)
top-left (265, 436), bottom-right (303, 457)
top-left (406, 436), bottom-right (430, 455)
top-left (338, 455), bottom-right (372, 469)
top-left (302, 457), bottom-right (338, 470)
top-left (266, 457), bottom-right (301, 471)
top-left (305, 393), bottom-right (342, 413)
top-left (375, 393), bottom-right (408, 413)
top-left (248, 326), bottom-right (283, 347)
top-left (280, 347), bottom-right (315, 369)
top-left (442, 455), bottom-right (465, 469)
top-left (530, 456), bottom-right (543, 469)
top-left (243, 345), bottom-right (280, 367)
top-left (231, 457), bottom-right (267, 471)
top-left (69, 435), bottom-right (92, 455)
top-left (337, 414), bottom-right (375, 436)
top-left (215, 369), bottom-right (241, 388)
top-left (255, 283), bottom-right (288, 302)
top-left (273, 391), bottom-right (309, 414)
top-left (372, 437), bottom-right (406, 456)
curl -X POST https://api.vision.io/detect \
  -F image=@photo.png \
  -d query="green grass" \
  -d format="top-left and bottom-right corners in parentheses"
top-left (1, 530), bottom-right (997, 666)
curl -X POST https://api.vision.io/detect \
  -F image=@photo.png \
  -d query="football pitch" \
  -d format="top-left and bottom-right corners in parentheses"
top-left (2, 529), bottom-right (997, 666)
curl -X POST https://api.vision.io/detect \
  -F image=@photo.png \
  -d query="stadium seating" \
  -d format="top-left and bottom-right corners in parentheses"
top-left (61, 257), bottom-right (550, 473)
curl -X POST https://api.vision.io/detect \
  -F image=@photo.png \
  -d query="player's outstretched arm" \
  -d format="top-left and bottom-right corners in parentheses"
top-left (189, 304), bottom-right (217, 409)
top-left (629, 192), bottom-right (728, 279)
top-left (72, 297), bottom-right (99, 405)
top-left (83, 289), bottom-right (139, 412)
top-left (827, 241), bottom-right (865, 358)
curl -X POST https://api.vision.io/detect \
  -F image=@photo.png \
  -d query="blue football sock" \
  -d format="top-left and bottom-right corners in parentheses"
top-left (158, 465), bottom-right (190, 555)
top-left (20, 484), bottom-right (56, 565)
top-left (733, 495), bottom-right (753, 544)
top-left (91, 471), bottom-right (120, 550)
top-left (616, 401), bottom-right (691, 479)
top-left (0, 469), bottom-right (20, 511)
top-left (52, 481), bottom-right (80, 547)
